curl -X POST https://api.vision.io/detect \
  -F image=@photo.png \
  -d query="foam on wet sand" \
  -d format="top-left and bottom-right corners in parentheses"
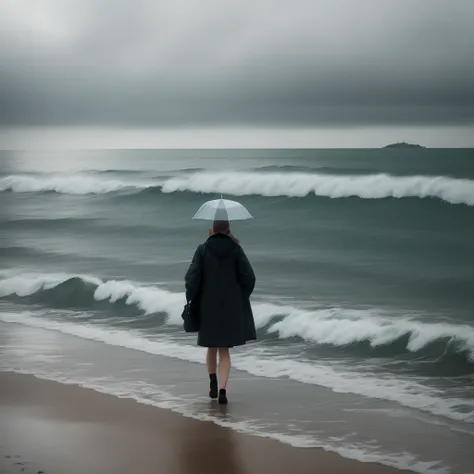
top-left (0, 372), bottom-right (412, 474)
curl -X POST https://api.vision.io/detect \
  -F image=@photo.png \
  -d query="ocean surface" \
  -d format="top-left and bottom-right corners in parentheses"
top-left (1, 148), bottom-right (474, 473)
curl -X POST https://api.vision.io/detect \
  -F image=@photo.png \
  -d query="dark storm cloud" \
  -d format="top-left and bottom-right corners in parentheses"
top-left (1, 0), bottom-right (474, 127)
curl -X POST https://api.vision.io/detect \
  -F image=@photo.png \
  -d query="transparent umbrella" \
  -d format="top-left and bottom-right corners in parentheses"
top-left (192, 197), bottom-right (253, 221)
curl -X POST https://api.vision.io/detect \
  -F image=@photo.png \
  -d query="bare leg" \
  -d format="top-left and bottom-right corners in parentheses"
top-left (206, 348), bottom-right (218, 374)
top-left (218, 348), bottom-right (231, 390)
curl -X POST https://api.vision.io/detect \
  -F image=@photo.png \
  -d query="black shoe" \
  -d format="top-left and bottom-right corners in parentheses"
top-left (209, 379), bottom-right (218, 399)
top-left (218, 389), bottom-right (228, 405)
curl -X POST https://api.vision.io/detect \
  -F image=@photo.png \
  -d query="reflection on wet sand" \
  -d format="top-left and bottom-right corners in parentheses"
top-left (177, 402), bottom-right (242, 474)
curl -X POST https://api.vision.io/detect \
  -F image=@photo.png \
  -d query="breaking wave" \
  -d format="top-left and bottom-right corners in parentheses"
top-left (160, 172), bottom-right (474, 205)
top-left (1, 272), bottom-right (474, 364)
top-left (0, 272), bottom-right (184, 319)
top-left (1, 307), bottom-right (473, 425)
top-left (1, 172), bottom-right (474, 205)
top-left (0, 174), bottom-right (150, 195)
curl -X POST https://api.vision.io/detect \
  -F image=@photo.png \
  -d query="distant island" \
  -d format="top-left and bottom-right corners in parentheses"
top-left (383, 142), bottom-right (426, 149)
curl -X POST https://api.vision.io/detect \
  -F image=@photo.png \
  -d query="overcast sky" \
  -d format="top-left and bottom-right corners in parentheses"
top-left (1, 0), bottom-right (474, 147)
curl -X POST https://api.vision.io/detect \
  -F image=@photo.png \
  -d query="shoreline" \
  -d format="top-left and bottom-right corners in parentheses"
top-left (0, 371), bottom-right (413, 474)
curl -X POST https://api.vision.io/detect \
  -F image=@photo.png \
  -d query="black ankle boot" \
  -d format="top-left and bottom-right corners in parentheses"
top-left (209, 374), bottom-right (218, 399)
top-left (218, 388), bottom-right (228, 405)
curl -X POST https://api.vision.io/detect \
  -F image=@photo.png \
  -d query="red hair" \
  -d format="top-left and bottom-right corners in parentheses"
top-left (212, 220), bottom-right (239, 243)
top-left (213, 220), bottom-right (230, 234)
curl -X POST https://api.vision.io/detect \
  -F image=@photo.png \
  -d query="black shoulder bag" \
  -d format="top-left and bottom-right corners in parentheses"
top-left (182, 246), bottom-right (205, 332)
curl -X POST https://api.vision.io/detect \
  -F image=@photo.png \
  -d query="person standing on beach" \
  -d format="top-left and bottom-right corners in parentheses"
top-left (185, 220), bottom-right (257, 404)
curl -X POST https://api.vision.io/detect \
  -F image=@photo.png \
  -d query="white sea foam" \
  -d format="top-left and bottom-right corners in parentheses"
top-left (1, 304), bottom-right (473, 425)
top-left (0, 174), bottom-right (151, 195)
top-left (1, 272), bottom-right (474, 362)
top-left (263, 306), bottom-right (474, 361)
top-left (161, 171), bottom-right (474, 205)
top-left (0, 369), bottom-right (450, 474)
top-left (0, 272), bottom-right (185, 323)
top-left (0, 272), bottom-right (102, 296)
top-left (2, 171), bottom-right (474, 205)
top-left (93, 279), bottom-right (184, 319)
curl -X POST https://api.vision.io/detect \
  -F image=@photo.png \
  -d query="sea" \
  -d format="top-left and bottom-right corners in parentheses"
top-left (1, 148), bottom-right (473, 474)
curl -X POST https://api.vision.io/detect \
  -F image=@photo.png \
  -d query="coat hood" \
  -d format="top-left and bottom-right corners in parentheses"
top-left (205, 233), bottom-right (238, 259)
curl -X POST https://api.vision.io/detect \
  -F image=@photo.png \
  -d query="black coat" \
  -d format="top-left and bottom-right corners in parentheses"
top-left (185, 234), bottom-right (257, 348)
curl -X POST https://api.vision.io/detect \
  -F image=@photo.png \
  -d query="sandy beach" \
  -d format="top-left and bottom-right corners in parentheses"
top-left (0, 371), bottom-right (414, 474)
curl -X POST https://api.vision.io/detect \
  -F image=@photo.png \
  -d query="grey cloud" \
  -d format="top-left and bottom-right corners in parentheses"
top-left (1, 0), bottom-right (474, 127)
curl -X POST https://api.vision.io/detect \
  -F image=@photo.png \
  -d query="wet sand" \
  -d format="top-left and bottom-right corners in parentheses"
top-left (0, 372), bottom-right (411, 474)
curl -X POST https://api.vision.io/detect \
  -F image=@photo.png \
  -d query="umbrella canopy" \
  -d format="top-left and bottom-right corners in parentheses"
top-left (192, 198), bottom-right (253, 221)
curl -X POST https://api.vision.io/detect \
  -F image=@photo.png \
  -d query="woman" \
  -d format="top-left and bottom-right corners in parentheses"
top-left (185, 220), bottom-right (256, 404)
